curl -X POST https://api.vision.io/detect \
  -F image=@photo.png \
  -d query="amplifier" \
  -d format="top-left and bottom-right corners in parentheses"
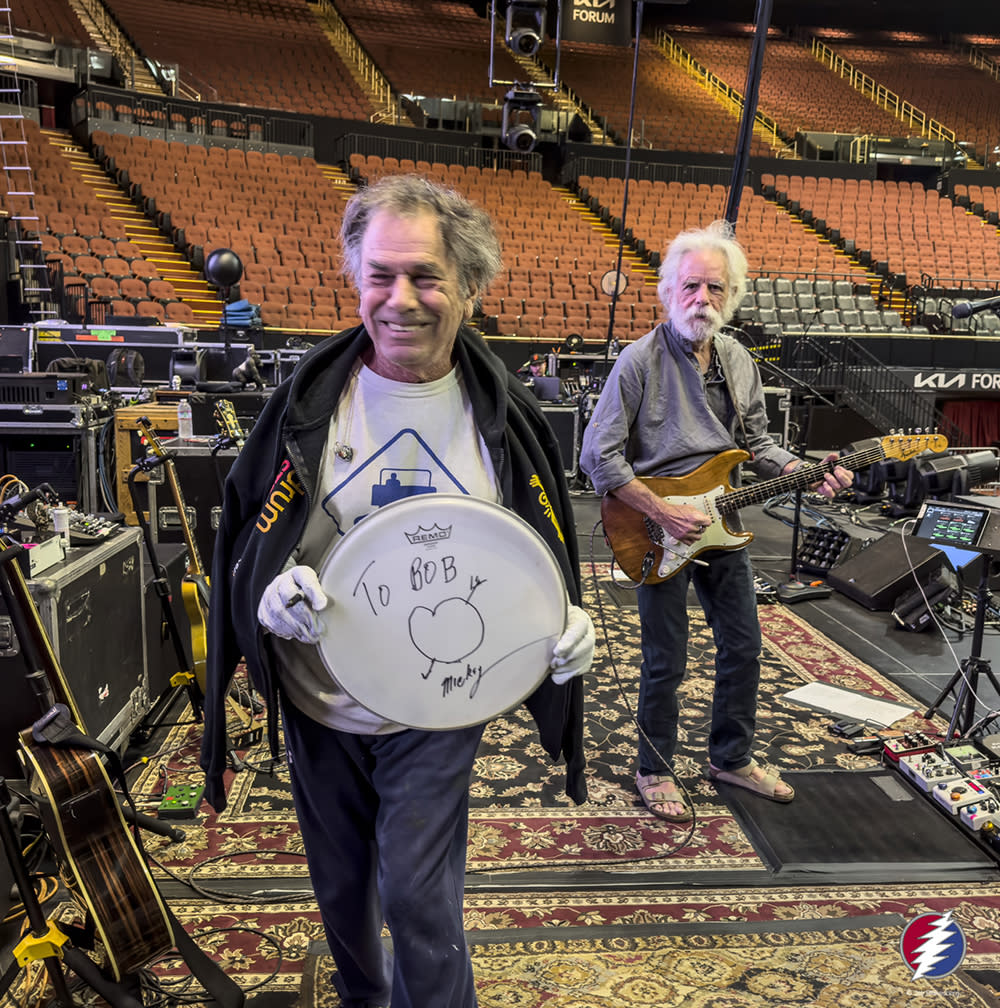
top-left (0, 371), bottom-right (99, 404)
top-left (0, 527), bottom-right (148, 777)
top-left (0, 406), bottom-right (104, 512)
top-left (540, 404), bottom-right (580, 478)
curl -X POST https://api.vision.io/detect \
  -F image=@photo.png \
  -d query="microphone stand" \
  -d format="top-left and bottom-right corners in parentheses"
top-left (738, 332), bottom-right (840, 603)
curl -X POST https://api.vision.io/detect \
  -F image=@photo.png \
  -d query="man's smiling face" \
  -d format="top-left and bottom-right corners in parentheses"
top-left (357, 209), bottom-right (476, 383)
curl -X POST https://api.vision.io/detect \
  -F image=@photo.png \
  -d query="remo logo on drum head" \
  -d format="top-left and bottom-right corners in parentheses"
top-left (315, 494), bottom-right (568, 730)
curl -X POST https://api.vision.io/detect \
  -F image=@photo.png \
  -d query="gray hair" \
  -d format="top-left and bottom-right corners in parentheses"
top-left (340, 174), bottom-right (503, 299)
top-left (656, 219), bottom-right (749, 323)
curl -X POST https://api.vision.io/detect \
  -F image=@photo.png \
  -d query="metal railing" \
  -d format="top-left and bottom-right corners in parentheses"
top-left (810, 39), bottom-right (956, 147)
top-left (655, 30), bottom-right (790, 155)
top-left (777, 333), bottom-right (968, 446)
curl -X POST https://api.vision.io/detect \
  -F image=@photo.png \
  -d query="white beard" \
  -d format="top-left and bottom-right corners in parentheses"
top-left (674, 304), bottom-right (723, 350)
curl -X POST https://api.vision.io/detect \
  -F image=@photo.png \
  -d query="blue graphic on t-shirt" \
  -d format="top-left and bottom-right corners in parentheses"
top-left (323, 428), bottom-right (472, 536)
top-left (371, 468), bottom-right (436, 506)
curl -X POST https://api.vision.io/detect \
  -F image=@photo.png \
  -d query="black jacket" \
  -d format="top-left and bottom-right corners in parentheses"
top-left (199, 325), bottom-right (587, 810)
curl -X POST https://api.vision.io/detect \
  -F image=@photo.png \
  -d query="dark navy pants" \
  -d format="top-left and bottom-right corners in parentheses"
top-left (636, 547), bottom-right (762, 776)
top-left (281, 700), bottom-right (485, 1008)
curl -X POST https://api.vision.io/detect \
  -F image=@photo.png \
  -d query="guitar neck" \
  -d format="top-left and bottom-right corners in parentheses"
top-left (718, 444), bottom-right (888, 514)
top-left (0, 536), bottom-right (87, 729)
top-left (163, 458), bottom-right (205, 577)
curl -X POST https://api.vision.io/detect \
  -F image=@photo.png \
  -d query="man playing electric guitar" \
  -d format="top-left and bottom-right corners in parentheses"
top-left (580, 221), bottom-right (853, 822)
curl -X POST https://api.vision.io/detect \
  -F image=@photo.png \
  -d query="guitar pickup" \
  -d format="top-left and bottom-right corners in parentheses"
top-left (157, 506), bottom-right (197, 531)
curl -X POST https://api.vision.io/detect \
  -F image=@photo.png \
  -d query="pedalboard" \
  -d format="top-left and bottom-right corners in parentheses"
top-left (883, 732), bottom-right (939, 762)
top-left (158, 783), bottom-right (204, 819)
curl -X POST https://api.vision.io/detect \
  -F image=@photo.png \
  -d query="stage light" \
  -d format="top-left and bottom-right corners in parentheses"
top-left (505, 1), bottom-right (546, 57)
top-left (502, 86), bottom-right (543, 152)
top-left (903, 450), bottom-right (1000, 512)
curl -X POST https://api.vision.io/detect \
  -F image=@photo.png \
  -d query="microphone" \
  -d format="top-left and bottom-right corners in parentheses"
top-left (952, 294), bottom-right (1000, 319)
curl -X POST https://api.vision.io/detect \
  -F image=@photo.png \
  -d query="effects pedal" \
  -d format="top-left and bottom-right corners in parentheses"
top-left (931, 776), bottom-right (993, 815)
top-left (943, 743), bottom-right (990, 774)
top-left (898, 751), bottom-right (963, 791)
top-left (777, 580), bottom-right (832, 604)
top-left (981, 821), bottom-right (1000, 853)
top-left (968, 762), bottom-right (1000, 784)
top-left (960, 795), bottom-right (1000, 831)
top-left (883, 732), bottom-right (939, 762)
top-left (158, 783), bottom-right (204, 819)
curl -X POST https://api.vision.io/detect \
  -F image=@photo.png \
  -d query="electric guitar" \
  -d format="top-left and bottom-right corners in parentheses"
top-left (213, 398), bottom-right (245, 450)
top-left (601, 433), bottom-right (948, 584)
top-left (0, 536), bottom-right (173, 981)
top-left (138, 415), bottom-right (254, 733)
top-left (138, 416), bottom-right (210, 694)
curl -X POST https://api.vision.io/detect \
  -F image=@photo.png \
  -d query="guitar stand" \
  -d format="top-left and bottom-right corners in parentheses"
top-left (925, 560), bottom-right (1000, 739)
top-left (126, 452), bottom-right (258, 772)
top-left (126, 457), bottom-right (205, 745)
top-left (0, 777), bottom-right (81, 1008)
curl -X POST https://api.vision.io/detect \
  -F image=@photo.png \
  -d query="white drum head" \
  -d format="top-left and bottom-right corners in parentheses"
top-left (315, 494), bottom-right (567, 730)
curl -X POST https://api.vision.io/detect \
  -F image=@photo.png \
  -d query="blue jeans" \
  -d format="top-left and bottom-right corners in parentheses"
top-left (636, 547), bottom-right (762, 776)
top-left (281, 700), bottom-right (484, 1008)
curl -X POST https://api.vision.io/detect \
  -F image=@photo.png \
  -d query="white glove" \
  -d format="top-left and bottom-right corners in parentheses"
top-left (549, 604), bottom-right (595, 685)
top-left (257, 565), bottom-right (328, 644)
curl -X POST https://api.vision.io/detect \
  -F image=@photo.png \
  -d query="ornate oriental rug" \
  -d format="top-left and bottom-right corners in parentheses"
top-left (135, 595), bottom-right (941, 880)
top-left (296, 916), bottom-right (999, 1008)
top-left (34, 884), bottom-right (998, 1005)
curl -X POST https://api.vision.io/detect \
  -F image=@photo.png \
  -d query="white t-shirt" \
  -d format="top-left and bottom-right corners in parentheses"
top-left (275, 361), bottom-right (499, 733)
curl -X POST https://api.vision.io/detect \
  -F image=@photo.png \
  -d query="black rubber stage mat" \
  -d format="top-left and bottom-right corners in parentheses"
top-left (718, 768), bottom-right (1000, 882)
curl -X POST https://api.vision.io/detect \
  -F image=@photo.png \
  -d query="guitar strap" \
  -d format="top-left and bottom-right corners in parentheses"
top-left (32, 704), bottom-right (245, 1008)
top-left (712, 341), bottom-right (753, 465)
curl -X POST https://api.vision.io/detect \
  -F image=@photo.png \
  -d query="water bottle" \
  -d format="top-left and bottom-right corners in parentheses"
top-left (177, 398), bottom-right (193, 440)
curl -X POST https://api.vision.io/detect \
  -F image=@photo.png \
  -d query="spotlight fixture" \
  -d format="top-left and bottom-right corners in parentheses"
top-left (502, 86), bottom-right (543, 152)
top-left (505, 1), bottom-right (546, 57)
top-left (901, 450), bottom-right (1000, 513)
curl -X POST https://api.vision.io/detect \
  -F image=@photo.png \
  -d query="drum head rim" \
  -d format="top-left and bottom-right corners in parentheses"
top-left (315, 494), bottom-right (567, 729)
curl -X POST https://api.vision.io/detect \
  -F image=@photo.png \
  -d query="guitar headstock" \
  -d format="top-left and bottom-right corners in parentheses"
top-left (213, 399), bottom-right (245, 449)
top-left (137, 416), bottom-right (169, 459)
top-left (880, 433), bottom-right (949, 462)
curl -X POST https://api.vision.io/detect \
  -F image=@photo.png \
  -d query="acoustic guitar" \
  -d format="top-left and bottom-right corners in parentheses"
top-left (601, 433), bottom-right (948, 584)
top-left (0, 536), bottom-right (174, 981)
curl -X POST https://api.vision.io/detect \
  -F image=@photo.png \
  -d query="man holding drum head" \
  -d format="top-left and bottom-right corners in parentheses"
top-left (200, 175), bottom-right (595, 1008)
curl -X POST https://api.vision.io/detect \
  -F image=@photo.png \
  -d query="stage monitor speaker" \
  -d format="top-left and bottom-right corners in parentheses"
top-left (826, 532), bottom-right (943, 611)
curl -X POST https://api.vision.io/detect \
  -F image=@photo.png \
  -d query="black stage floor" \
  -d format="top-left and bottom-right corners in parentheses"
top-left (568, 486), bottom-right (1000, 731)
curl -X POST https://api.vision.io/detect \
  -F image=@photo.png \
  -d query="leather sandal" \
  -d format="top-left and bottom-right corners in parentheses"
top-left (707, 760), bottom-right (794, 803)
top-left (636, 771), bottom-right (693, 822)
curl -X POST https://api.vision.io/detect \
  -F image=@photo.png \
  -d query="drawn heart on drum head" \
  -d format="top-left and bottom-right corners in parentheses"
top-left (409, 597), bottom-right (485, 665)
